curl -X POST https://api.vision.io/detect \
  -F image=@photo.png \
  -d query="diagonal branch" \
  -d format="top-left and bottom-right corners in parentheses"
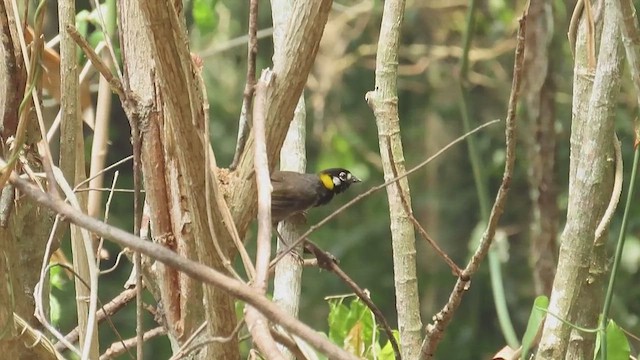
top-left (7, 167), bottom-right (359, 360)
top-left (420, 9), bottom-right (527, 359)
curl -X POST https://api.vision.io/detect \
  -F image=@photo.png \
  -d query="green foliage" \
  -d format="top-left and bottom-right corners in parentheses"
top-left (521, 296), bottom-right (549, 360)
top-left (49, 293), bottom-right (61, 326)
top-left (49, 264), bottom-right (67, 291)
top-left (594, 320), bottom-right (631, 360)
top-left (192, 0), bottom-right (218, 33)
top-left (327, 295), bottom-right (398, 360)
top-left (75, 3), bottom-right (117, 63)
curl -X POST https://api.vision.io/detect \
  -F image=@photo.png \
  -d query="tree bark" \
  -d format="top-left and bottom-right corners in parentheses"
top-left (270, 2), bottom-right (308, 359)
top-left (535, 1), bottom-right (622, 358)
top-left (0, 2), bottom-right (59, 358)
top-left (366, 0), bottom-right (423, 358)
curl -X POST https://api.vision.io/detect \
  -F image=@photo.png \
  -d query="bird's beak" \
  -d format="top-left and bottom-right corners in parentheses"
top-left (351, 175), bottom-right (361, 183)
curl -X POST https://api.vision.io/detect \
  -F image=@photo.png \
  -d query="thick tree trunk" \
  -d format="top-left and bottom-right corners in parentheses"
top-left (535, 1), bottom-right (622, 358)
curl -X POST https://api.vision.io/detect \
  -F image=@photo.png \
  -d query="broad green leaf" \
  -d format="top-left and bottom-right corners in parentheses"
top-left (327, 296), bottom-right (376, 354)
top-left (594, 320), bottom-right (630, 360)
top-left (521, 296), bottom-right (549, 360)
top-left (328, 298), bottom-right (350, 345)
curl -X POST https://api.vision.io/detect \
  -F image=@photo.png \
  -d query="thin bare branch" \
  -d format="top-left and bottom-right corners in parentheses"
top-left (66, 25), bottom-right (124, 97)
top-left (7, 167), bottom-right (359, 360)
top-left (54, 288), bottom-right (137, 353)
top-left (230, 0), bottom-right (259, 170)
top-left (99, 326), bottom-right (165, 360)
top-left (420, 8), bottom-right (527, 359)
top-left (384, 140), bottom-right (462, 277)
top-left (247, 69), bottom-right (284, 359)
top-left (303, 240), bottom-right (401, 360)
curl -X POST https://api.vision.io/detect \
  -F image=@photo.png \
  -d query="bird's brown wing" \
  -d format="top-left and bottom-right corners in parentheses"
top-left (270, 171), bottom-right (318, 221)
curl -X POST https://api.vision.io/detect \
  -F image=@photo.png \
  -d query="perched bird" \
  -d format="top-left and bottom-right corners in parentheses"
top-left (270, 168), bottom-right (361, 223)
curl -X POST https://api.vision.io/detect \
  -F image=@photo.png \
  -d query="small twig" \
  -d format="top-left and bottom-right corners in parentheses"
top-left (75, 187), bottom-right (140, 193)
top-left (99, 326), bottom-right (165, 360)
top-left (200, 28), bottom-right (273, 58)
top-left (55, 288), bottom-right (137, 352)
top-left (568, 0), bottom-right (585, 57)
top-left (303, 240), bottom-right (401, 360)
top-left (384, 138), bottom-right (463, 277)
top-left (420, 10), bottom-right (527, 359)
top-left (167, 321), bottom-right (207, 360)
top-left (74, 156), bottom-right (133, 191)
top-left (229, 0), bottom-right (259, 170)
top-left (169, 321), bottom-right (244, 360)
top-left (88, 0), bottom-right (123, 81)
top-left (594, 133), bottom-right (623, 245)
top-left (96, 171), bottom-right (119, 269)
top-left (66, 25), bottom-right (124, 97)
top-left (99, 249), bottom-right (128, 275)
top-left (270, 327), bottom-right (308, 360)
top-left (271, 119), bottom-right (500, 266)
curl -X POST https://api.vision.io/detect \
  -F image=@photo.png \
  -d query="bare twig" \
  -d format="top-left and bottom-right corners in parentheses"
top-left (384, 139), bottom-right (462, 277)
top-left (88, 0), bottom-right (123, 82)
top-left (269, 327), bottom-right (308, 360)
top-left (169, 321), bottom-right (244, 360)
top-left (230, 0), bottom-right (259, 170)
top-left (593, 133), bottom-right (622, 245)
top-left (271, 119), bottom-right (501, 266)
top-left (303, 240), bottom-right (401, 360)
top-left (66, 25), bottom-right (124, 97)
top-left (246, 69), bottom-right (284, 359)
top-left (54, 288), bottom-right (138, 352)
top-left (99, 326), bottom-right (165, 360)
top-left (96, 172), bottom-right (120, 269)
top-left (200, 28), bottom-right (273, 58)
top-left (419, 10), bottom-right (527, 359)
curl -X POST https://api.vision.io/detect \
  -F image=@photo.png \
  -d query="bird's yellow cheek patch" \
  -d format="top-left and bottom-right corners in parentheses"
top-left (320, 173), bottom-right (335, 190)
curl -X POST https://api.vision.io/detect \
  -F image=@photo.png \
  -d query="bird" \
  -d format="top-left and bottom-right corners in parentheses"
top-left (270, 168), bottom-right (361, 223)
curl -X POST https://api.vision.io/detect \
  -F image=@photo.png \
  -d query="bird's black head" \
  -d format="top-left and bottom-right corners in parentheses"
top-left (318, 168), bottom-right (361, 194)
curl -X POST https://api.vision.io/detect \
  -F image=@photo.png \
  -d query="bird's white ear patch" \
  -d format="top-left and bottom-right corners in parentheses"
top-left (333, 177), bottom-right (342, 186)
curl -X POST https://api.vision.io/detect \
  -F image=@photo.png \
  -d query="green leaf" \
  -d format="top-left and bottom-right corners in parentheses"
top-left (49, 265), bottom-right (67, 290)
top-left (192, 0), bottom-right (218, 33)
top-left (327, 296), bottom-right (374, 352)
top-left (49, 294), bottom-right (61, 326)
top-left (521, 295), bottom-right (549, 360)
top-left (328, 298), bottom-right (350, 345)
top-left (328, 295), bottom-right (397, 358)
top-left (594, 320), bottom-right (630, 360)
top-left (378, 330), bottom-right (400, 360)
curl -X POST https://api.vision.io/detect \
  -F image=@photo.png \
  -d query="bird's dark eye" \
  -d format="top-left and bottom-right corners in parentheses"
top-left (339, 172), bottom-right (347, 180)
